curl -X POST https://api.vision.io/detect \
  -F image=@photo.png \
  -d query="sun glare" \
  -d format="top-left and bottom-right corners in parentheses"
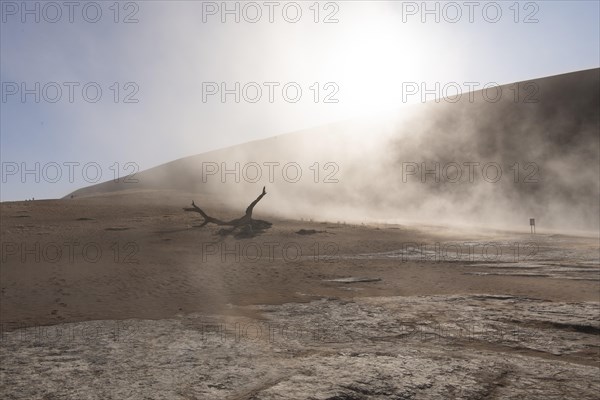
top-left (328, 15), bottom-right (429, 117)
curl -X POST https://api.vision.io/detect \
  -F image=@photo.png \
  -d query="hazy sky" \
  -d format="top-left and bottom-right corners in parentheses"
top-left (1, 0), bottom-right (599, 201)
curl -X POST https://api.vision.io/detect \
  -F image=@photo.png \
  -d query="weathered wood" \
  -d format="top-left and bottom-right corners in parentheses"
top-left (184, 186), bottom-right (269, 232)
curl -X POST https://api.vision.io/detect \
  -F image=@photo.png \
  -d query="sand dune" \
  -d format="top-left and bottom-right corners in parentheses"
top-left (67, 69), bottom-right (600, 232)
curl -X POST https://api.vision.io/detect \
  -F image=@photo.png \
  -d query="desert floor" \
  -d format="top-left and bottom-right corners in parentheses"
top-left (1, 191), bottom-right (599, 399)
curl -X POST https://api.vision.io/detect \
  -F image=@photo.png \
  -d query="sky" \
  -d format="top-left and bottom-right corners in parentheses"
top-left (1, 0), bottom-right (599, 201)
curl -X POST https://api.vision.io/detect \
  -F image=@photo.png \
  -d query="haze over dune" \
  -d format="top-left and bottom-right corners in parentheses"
top-left (68, 69), bottom-right (600, 233)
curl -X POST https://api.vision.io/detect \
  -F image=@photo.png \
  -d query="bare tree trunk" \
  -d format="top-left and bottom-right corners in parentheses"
top-left (184, 186), bottom-right (269, 231)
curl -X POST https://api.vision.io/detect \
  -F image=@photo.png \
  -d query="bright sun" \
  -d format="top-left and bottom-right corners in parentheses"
top-left (325, 10), bottom-right (431, 117)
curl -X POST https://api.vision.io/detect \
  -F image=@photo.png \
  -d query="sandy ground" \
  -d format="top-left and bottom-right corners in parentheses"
top-left (1, 190), bottom-right (599, 399)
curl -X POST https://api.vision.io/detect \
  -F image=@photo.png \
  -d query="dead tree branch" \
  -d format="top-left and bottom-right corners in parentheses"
top-left (184, 186), bottom-right (271, 235)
